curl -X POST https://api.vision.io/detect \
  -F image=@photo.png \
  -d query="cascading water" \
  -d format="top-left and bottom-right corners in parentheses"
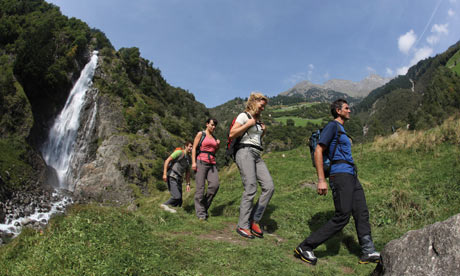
top-left (41, 51), bottom-right (99, 190)
top-left (0, 51), bottom-right (99, 240)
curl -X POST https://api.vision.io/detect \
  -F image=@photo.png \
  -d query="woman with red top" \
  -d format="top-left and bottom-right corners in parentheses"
top-left (192, 118), bottom-right (220, 220)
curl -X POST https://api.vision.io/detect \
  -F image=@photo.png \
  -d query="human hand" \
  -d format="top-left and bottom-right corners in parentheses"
top-left (317, 179), bottom-right (328, 196)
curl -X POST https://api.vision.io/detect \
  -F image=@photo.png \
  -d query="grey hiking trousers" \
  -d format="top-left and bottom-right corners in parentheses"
top-left (164, 176), bottom-right (183, 207)
top-left (235, 147), bottom-right (275, 229)
top-left (194, 159), bottom-right (220, 219)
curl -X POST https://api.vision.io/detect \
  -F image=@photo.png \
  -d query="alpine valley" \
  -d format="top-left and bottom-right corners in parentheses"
top-left (1, 1), bottom-right (460, 275)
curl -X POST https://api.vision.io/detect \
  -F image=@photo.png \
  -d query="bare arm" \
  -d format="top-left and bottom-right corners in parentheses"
top-left (191, 131), bottom-right (202, 171)
top-left (314, 144), bottom-right (328, 195)
top-left (163, 156), bottom-right (173, 182)
top-left (185, 169), bottom-right (191, 192)
top-left (229, 117), bottom-right (256, 139)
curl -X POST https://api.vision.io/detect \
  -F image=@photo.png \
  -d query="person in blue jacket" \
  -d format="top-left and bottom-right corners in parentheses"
top-left (294, 99), bottom-right (380, 265)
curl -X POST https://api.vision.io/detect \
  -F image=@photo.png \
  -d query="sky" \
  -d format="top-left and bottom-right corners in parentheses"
top-left (46, 0), bottom-right (460, 108)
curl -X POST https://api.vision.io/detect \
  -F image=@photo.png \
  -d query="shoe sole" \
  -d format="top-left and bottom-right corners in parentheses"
top-left (358, 259), bottom-right (380, 264)
top-left (250, 229), bottom-right (263, 238)
top-left (236, 229), bottom-right (255, 239)
top-left (160, 204), bottom-right (177, 213)
top-left (294, 248), bottom-right (317, 265)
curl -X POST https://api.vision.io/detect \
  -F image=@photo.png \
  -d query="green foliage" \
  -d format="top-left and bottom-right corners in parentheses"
top-left (0, 137), bottom-right (38, 198)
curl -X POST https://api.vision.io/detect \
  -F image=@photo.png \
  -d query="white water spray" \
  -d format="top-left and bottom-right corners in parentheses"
top-left (41, 51), bottom-right (99, 190)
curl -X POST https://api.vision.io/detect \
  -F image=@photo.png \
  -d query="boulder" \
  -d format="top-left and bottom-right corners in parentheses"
top-left (373, 213), bottom-right (460, 276)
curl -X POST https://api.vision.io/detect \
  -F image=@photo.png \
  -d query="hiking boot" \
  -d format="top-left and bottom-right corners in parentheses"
top-left (236, 228), bottom-right (255, 239)
top-left (294, 246), bottom-right (317, 265)
top-left (359, 251), bottom-right (381, 264)
top-left (250, 222), bottom-right (263, 238)
top-left (160, 204), bottom-right (177, 213)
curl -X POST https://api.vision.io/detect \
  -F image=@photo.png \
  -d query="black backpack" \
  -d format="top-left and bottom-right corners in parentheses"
top-left (309, 121), bottom-right (348, 177)
top-left (225, 112), bottom-right (252, 162)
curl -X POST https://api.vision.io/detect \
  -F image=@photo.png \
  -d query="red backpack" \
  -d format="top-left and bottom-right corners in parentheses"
top-left (225, 112), bottom-right (252, 162)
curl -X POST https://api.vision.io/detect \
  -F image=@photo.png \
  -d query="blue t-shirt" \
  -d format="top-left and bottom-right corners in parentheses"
top-left (319, 121), bottom-right (355, 175)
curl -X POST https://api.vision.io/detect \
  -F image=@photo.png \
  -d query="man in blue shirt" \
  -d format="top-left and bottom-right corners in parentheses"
top-left (294, 99), bottom-right (380, 265)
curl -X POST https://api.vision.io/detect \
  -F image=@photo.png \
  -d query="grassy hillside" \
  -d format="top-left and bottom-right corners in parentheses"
top-left (1, 119), bottom-right (459, 275)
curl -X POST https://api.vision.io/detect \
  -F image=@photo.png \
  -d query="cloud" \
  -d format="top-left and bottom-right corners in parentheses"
top-left (323, 72), bottom-right (330, 80)
top-left (431, 23), bottom-right (449, 35)
top-left (366, 66), bottom-right (376, 73)
top-left (426, 23), bottom-right (449, 45)
top-left (427, 35), bottom-right (440, 45)
top-left (396, 66), bottom-right (410, 76)
top-left (398, 30), bottom-right (417, 54)
top-left (386, 68), bottom-right (394, 76)
top-left (411, 47), bottom-right (433, 65)
top-left (448, 8), bottom-right (455, 17)
top-left (395, 47), bottom-right (433, 76)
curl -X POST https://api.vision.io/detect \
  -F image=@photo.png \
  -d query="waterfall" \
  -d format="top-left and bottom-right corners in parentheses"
top-left (41, 51), bottom-right (99, 190)
top-left (0, 51), bottom-right (99, 239)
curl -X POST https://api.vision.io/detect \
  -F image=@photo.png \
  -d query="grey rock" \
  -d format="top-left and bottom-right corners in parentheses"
top-left (373, 213), bottom-right (460, 276)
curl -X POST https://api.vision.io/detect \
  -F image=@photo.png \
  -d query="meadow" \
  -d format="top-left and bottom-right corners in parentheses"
top-left (273, 116), bottom-right (323, 127)
top-left (1, 119), bottom-right (459, 276)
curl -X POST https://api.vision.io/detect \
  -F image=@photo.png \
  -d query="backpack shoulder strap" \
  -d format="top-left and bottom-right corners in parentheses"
top-left (329, 121), bottom-right (342, 159)
top-left (198, 131), bottom-right (206, 148)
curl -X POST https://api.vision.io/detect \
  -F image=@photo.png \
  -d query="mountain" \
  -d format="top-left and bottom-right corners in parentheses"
top-left (324, 74), bottom-right (390, 98)
top-left (355, 40), bottom-right (460, 139)
top-left (279, 74), bottom-right (390, 103)
top-left (279, 80), bottom-right (359, 104)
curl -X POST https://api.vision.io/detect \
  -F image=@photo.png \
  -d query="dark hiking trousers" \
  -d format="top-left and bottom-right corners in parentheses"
top-left (164, 176), bottom-right (183, 207)
top-left (299, 173), bottom-right (374, 254)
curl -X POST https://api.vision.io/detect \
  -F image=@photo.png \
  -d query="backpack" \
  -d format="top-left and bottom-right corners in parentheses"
top-left (308, 121), bottom-right (345, 178)
top-left (225, 112), bottom-right (252, 162)
top-left (167, 147), bottom-right (185, 172)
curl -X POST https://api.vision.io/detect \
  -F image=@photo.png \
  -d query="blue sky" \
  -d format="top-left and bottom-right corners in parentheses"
top-left (46, 0), bottom-right (460, 107)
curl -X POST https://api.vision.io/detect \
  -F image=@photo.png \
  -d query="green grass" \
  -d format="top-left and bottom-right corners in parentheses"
top-left (1, 142), bottom-right (459, 275)
top-left (447, 49), bottom-right (460, 75)
top-left (270, 102), bottom-right (318, 113)
top-left (274, 116), bottom-right (324, 127)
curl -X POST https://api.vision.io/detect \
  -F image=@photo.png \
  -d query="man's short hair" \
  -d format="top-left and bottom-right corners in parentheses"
top-left (331, 99), bottom-right (348, 118)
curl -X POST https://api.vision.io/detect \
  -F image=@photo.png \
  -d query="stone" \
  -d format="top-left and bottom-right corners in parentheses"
top-left (373, 213), bottom-right (460, 276)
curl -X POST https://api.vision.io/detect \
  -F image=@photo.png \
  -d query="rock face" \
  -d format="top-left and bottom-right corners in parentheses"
top-left (324, 74), bottom-right (390, 98)
top-left (373, 213), bottom-right (460, 276)
top-left (280, 74), bottom-right (390, 101)
top-left (70, 90), bottom-right (133, 204)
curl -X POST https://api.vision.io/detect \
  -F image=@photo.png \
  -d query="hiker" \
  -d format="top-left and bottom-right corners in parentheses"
top-left (294, 99), bottom-right (380, 265)
top-left (192, 118), bottom-right (220, 220)
top-left (161, 141), bottom-right (193, 213)
top-left (229, 92), bottom-right (274, 239)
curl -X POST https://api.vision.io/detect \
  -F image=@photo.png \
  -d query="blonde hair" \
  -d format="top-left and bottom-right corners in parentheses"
top-left (245, 92), bottom-right (268, 118)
